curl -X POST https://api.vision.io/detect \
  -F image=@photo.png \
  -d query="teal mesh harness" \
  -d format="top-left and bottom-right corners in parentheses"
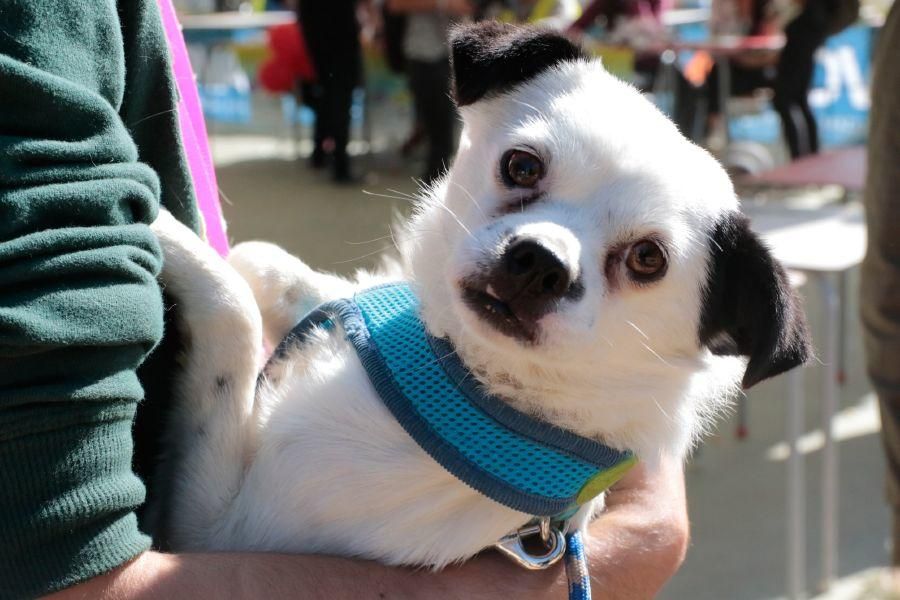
top-left (269, 282), bottom-right (636, 598)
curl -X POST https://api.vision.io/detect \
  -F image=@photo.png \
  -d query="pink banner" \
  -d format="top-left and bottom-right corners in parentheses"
top-left (156, 0), bottom-right (230, 257)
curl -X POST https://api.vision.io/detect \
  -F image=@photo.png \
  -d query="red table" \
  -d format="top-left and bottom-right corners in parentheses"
top-left (663, 33), bottom-right (786, 56)
top-left (747, 145), bottom-right (867, 192)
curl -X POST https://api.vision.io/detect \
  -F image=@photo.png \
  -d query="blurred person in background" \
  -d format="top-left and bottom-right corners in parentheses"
top-left (387, 0), bottom-right (474, 184)
top-left (695, 0), bottom-right (780, 146)
top-left (568, 1), bottom-right (695, 138)
top-left (772, 0), bottom-right (860, 159)
top-left (567, 0), bottom-right (671, 88)
top-left (296, 0), bottom-right (364, 183)
top-left (569, 0), bottom-right (669, 33)
top-left (388, 0), bottom-right (581, 163)
top-left (861, 0), bottom-right (900, 571)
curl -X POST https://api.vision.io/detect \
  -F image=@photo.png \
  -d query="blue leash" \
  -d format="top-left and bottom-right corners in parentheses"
top-left (565, 531), bottom-right (591, 600)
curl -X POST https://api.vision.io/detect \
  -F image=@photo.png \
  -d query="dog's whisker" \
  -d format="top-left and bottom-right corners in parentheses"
top-left (651, 395), bottom-right (676, 428)
top-left (362, 189), bottom-right (418, 203)
top-left (436, 202), bottom-right (476, 240)
top-left (217, 187), bottom-right (236, 207)
top-left (344, 233), bottom-right (399, 246)
top-left (689, 230), bottom-right (722, 253)
top-left (401, 348), bottom-right (460, 374)
top-left (598, 332), bottom-right (615, 348)
top-left (345, 229), bottom-right (435, 247)
top-left (332, 245), bottom-right (398, 265)
top-left (450, 368), bottom-right (477, 397)
top-left (385, 187), bottom-right (419, 200)
top-left (625, 320), bottom-right (650, 340)
top-left (640, 342), bottom-right (675, 368)
top-left (388, 224), bottom-right (402, 254)
top-left (510, 97), bottom-right (541, 113)
top-left (447, 180), bottom-right (487, 219)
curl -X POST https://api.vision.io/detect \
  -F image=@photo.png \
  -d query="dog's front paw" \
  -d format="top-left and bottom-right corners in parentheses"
top-left (150, 209), bottom-right (263, 378)
top-left (229, 241), bottom-right (354, 345)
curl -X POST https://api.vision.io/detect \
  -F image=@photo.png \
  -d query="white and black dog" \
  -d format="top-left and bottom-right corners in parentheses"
top-left (148, 22), bottom-right (810, 571)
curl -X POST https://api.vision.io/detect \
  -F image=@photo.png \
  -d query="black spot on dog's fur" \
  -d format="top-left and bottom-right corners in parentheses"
top-left (284, 284), bottom-right (302, 306)
top-left (450, 21), bottom-right (587, 107)
top-left (215, 375), bottom-right (231, 392)
top-left (698, 212), bottom-right (812, 388)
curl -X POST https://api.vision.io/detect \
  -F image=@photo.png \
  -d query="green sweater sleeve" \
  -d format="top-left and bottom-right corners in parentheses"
top-left (0, 1), bottom-right (200, 597)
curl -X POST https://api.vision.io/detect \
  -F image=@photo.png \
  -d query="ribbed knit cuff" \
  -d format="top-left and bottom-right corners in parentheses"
top-left (0, 403), bottom-right (150, 599)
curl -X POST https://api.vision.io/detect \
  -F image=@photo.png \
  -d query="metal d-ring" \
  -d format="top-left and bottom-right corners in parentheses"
top-left (494, 518), bottom-right (567, 570)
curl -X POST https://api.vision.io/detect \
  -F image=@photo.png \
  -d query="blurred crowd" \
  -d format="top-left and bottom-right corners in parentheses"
top-left (243, 0), bottom-right (870, 184)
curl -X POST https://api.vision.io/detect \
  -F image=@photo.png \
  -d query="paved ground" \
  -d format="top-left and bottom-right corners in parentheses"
top-left (212, 128), bottom-right (893, 600)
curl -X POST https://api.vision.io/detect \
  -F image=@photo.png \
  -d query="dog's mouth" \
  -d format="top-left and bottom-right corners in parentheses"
top-left (460, 284), bottom-right (538, 344)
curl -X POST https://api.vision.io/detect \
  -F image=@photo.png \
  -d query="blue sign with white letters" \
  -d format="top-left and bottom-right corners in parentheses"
top-left (729, 24), bottom-right (872, 147)
top-left (808, 25), bottom-right (871, 147)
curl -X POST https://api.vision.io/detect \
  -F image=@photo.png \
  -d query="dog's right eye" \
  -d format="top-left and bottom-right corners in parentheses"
top-left (501, 150), bottom-right (544, 188)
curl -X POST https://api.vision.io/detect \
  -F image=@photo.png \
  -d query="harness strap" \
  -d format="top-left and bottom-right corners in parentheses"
top-left (267, 286), bottom-right (636, 519)
top-left (267, 284), bottom-right (625, 599)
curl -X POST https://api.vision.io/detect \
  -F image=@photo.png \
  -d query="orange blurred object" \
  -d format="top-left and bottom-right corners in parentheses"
top-left (683, 50), bottom-right (714, 87)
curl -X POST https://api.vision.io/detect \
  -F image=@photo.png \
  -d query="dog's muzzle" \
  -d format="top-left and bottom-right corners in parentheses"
top-left (462, 238), bottom-right (580, 342)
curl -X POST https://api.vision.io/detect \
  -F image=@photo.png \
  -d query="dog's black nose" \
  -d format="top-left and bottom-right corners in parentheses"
top-left (494, 239), bottom-right (571, 321)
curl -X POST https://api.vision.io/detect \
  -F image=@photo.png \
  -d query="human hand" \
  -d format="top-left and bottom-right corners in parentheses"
top-left (423, 454), bottom-right (689, 599)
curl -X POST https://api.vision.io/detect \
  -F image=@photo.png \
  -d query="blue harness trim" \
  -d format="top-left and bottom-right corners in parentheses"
top-left (269, 282), bottom-right (633, 519)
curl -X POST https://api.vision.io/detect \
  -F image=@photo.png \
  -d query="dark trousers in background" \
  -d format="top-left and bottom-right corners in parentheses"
top-left (297, 0), bottom-right (361, 180)
top-left (305, 78), bottom-right (355, 177)
top-left (407, 58), bottom-right (456, 184)
top-left (672, 63), bottom-right (772, 145)
top-left (773, 4), bottom-right (831, 159)
top-left (860, 1), bottom-right (900, 566)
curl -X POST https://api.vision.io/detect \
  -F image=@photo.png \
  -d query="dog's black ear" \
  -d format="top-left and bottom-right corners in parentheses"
top-left (699, 213), bottom-right (812, 389)
top-left (449, 21), bottom-right (587, 107)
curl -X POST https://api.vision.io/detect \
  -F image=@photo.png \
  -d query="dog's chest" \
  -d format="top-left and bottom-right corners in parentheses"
top-left (221, 337), bottom-right (536, 566)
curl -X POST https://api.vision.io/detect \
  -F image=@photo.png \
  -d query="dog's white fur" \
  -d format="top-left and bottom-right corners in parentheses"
top-left (151, 58), bottom-right (747, 568)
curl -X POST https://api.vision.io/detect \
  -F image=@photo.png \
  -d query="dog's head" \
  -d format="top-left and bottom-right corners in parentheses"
top-left (403, 22), bottom-right (810, 453)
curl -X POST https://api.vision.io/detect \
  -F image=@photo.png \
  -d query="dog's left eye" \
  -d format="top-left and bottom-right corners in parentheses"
top-left (501, 150), bottom-right (544, 188)
top-left (625, 240), bottom-right (668, 281)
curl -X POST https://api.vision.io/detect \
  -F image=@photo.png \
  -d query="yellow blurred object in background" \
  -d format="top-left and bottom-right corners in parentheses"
top-left (590, 45), bottom-right (636, 82)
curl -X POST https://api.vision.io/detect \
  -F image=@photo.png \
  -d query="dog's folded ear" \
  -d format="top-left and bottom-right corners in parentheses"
top-left (449, 21), bottom-right (586, 107)
top-left (699, 212), bottom-right (812, 389)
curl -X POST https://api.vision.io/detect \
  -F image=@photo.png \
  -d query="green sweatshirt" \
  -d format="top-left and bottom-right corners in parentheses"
top-left (0, 1), bottom-right (201, 597)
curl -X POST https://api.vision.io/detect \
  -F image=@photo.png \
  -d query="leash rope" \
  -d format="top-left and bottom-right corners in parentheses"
top-left (564, 530), bottom-right (592, 600)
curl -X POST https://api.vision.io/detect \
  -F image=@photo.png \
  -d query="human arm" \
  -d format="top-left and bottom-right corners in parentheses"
top-left (50, 455), bottom-right (687, 599)
top-left (0, 1), bottom-right (199, 596)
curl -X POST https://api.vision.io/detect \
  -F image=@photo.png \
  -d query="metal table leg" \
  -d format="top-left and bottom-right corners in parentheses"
top-left (787, 365), bottom-right (806, 599)
top-left (837, 271), bottom-right (847, 386)
top-left (716, 56), bottom-right (731, 146)
top-left (819, 273), bottom-right (840, 591)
